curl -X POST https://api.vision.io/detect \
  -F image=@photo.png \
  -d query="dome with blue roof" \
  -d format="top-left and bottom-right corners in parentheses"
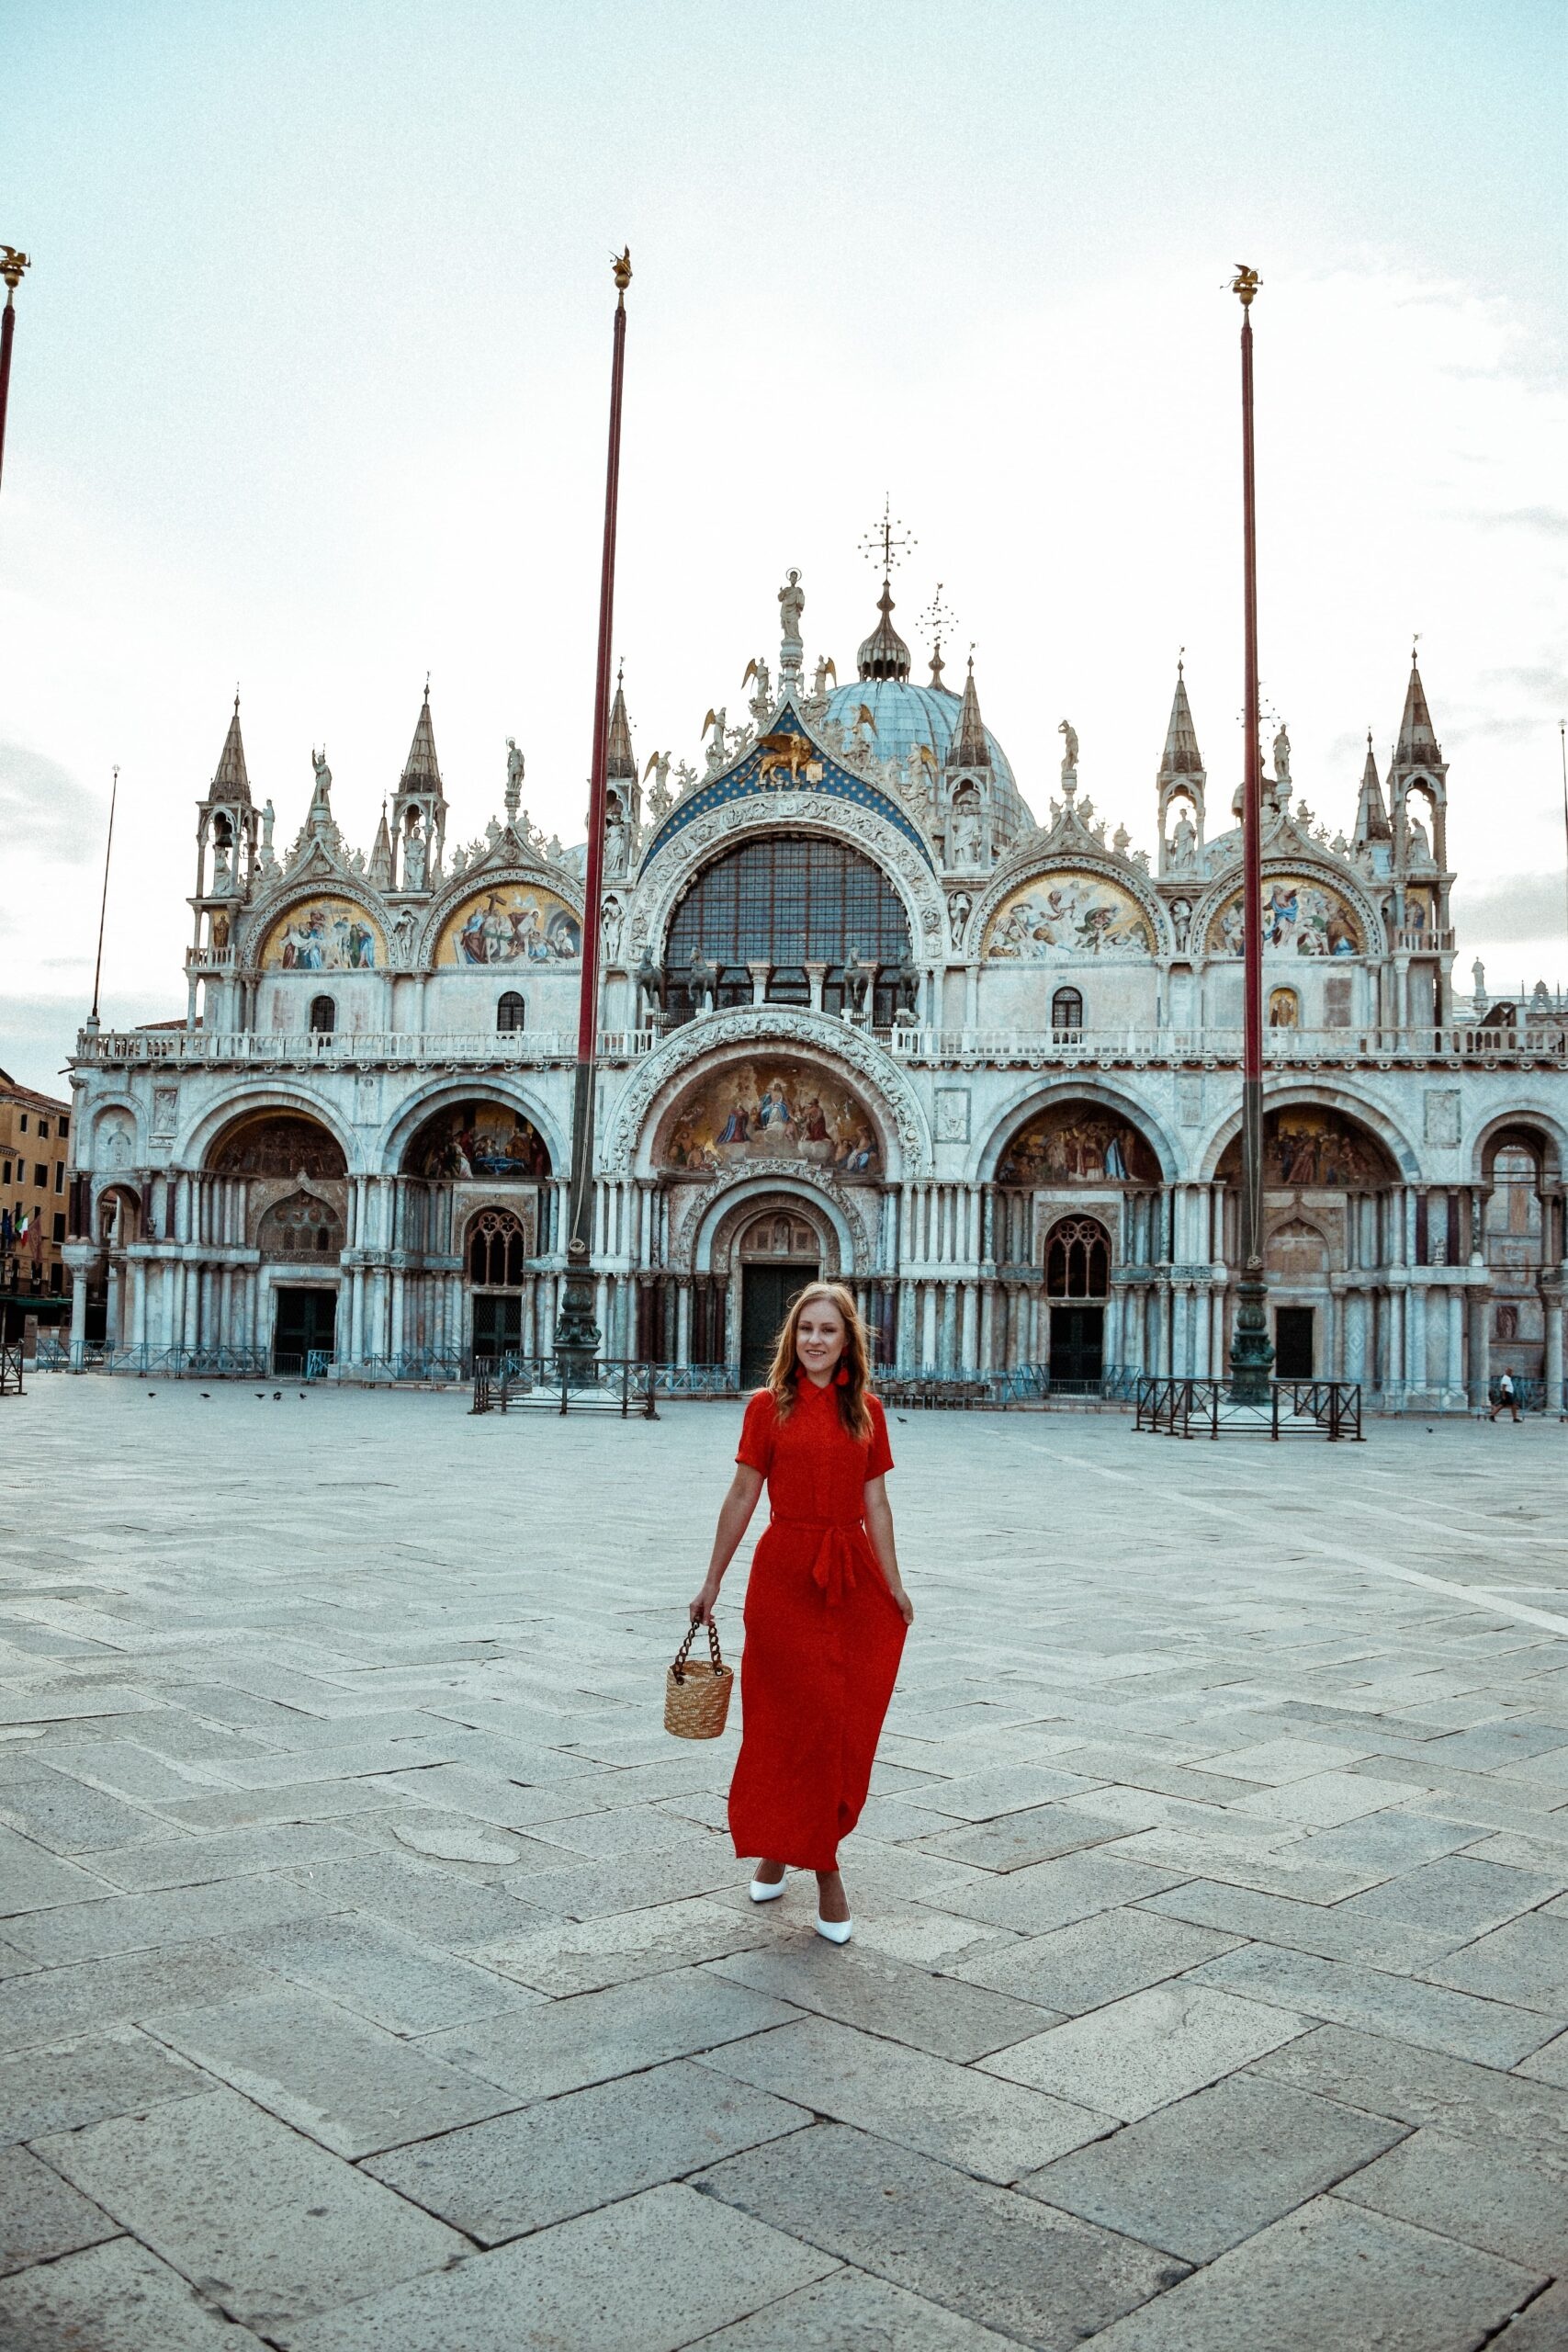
top-left (819, 579), bottom-right (1032, 850)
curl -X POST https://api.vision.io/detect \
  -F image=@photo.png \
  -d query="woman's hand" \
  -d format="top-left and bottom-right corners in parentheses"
top-left (690, 1577), bottom-right (721, 1626)
top-left (889, 1581), bottom-right (915, 1627)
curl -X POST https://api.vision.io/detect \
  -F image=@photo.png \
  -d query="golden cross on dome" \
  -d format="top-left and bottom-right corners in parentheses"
top-left (859, 495), bottom-right (916, 582)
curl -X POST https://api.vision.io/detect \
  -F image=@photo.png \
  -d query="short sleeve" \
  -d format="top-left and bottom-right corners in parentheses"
top-left (864, 1395), bottom-right (894, 1481)
top-left (736, 1389), bottom-right (776, 1475)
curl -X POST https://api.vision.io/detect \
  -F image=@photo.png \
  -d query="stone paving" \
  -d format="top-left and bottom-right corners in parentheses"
top-left (1, 1378), bottom-right (1566, 2350)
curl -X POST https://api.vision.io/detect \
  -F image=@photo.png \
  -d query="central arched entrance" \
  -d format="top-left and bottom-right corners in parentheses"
top-left (208, 1108), bottom-right (348, 1372)
top-left (737, 1208), bottom-right (821, 1384)
top-left (1045, 1214), bottom-right (1111, 1385)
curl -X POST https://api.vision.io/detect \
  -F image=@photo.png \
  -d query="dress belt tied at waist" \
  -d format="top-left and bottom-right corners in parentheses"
top-left (771, 1515), bottom-right (863, 1607)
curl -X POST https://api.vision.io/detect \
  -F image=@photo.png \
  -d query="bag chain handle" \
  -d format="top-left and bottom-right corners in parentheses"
top-left (672, 1614), bottom-right (725, 1681)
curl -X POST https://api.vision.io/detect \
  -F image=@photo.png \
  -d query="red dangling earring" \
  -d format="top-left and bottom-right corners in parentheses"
top-left (834, 1359), bottom-right (850, 1385)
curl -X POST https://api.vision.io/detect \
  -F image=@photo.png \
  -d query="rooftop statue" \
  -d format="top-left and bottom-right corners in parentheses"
top-left (778, 570), bottom-right (805, 654)
top-left (1058, 718), bottom-right (1078, 781)
top-left (1273, 722), bottom-right (1292, 785)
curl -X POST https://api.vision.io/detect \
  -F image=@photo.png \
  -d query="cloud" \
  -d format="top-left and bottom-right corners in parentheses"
top-left (0, 990), bottom-right (175, 1100)
top-left (1472, 507), bottom-right (1568, 537)
top-left (1455, 872), bottom-right (1568, 941)
top-left (1483, 664), bottom-right (1568, 702)
top-left (0, 745), bottom-right (104, 865)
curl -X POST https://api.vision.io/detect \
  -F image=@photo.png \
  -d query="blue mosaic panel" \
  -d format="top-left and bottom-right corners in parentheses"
top-left (641, 705), bottom-right (935, 872)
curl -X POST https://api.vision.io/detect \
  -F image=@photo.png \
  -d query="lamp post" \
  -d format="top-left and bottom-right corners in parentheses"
top-left (0, 244), bottom-right (31, 504)
top-left (555, 248), bottom-right (632, 1374)
top-left (1228, 264), bottom-right (1274, 1405)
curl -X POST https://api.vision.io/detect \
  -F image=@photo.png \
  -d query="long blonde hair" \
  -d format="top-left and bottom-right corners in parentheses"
top-left (766, 1280), bottom-right (874, 1442)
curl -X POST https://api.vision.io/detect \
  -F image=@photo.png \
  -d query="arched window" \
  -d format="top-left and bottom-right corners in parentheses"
top-left (663, 835), bottom-right (914, 1028)
top-left (496, 990), bottom-right (525, 1033)
top-left (309, 995), bottom-right (336, 1035)
top-left (1051, 989), bottom-right (1084, 1037)
top-left (1046, 1216), bottom-right (1111, 1298)
top-left (468, 1207), bottom-right (526, 1288)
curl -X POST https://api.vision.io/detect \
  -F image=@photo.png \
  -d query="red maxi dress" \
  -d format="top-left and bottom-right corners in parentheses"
top-left (727, 1380), bottom-right (907, 1871)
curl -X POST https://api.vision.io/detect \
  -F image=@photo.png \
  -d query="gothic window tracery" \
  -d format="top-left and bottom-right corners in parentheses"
top-left (468, 1207), bottom-right (527, 1288)
top-left (663, 834), bottom-right (914, 1027)
top-left (1045, 1216), bottom-right (1111, 1298)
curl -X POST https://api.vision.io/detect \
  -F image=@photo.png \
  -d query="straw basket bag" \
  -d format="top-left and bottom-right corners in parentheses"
top-left (665, 1615), bottom-right (734, 1740)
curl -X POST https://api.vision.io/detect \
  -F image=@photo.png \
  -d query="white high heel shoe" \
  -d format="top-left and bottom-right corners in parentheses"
top-left (750, 1872), bottom-right (786, 1903)
top-left (814, 1912), bottom-right (852, 1944)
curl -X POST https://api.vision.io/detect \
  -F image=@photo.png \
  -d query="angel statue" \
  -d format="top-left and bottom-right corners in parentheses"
top-left (778, 569), bottom-right (805, 655)
top-left (702, 707), bottom-right (728, 773)
top-left (643, 749), bottom-right (673, 824)
top-left (1058, 719), bottom-right (1078, 784)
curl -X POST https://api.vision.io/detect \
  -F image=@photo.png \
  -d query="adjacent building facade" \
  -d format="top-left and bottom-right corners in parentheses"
top-left (2, 1070), bottom-right (73, 1337)
top-left (66, 574), bottom-right (1567, 1405)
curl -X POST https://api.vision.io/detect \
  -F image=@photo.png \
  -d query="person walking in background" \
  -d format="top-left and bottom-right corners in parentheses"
top-left (690, 1282), bottom-right (913, 1944)
top-left (1490, 1369), bottom-right (1522, 1423)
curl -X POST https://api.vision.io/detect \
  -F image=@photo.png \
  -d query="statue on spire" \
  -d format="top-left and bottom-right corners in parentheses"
top-left (1058, 719), bottom-right (1079, 786)
top-left (505, 739), bottom-right (525, 823)
top-left (777, 570), bottom-right (804, 655)
top-left (1272, 722), bottom-right (1292, 786)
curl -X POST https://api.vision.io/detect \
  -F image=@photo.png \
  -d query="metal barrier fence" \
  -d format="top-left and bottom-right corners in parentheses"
top-left (0, 1344), bottom-right (23, 1396)
top-left (472, 1356), bottom-right (659, 1419)
top-left (86, 1346), bottom-right (275, 1380)
top-left (874, 1363), bottom-right (1139, 1410)
top-left (1135, 1375), bottom-right (1363, 1441)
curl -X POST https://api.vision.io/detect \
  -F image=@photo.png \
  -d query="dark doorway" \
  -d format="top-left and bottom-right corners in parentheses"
top-left (1274, 1306), bottom-right (1314, 1380)
top-left (472, 1294), bottom-right (522, 1361)
top-left (1049, 1305), bottom-right (1103, 1387)
top-left (272, 1285), bottom-right (337, 1372)
top-left (740, 1262), bottom-right (818, 1386)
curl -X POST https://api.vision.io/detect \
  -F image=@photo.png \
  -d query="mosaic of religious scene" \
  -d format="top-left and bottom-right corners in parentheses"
top-left (984, 871), bottom-right (1154, 960)
top-left (437, 886), bottom-right (581, 967)
top-left (211, 1114), bottom-right (347, 1179)
top-left (1208, 876), bottom-right (1362, 957)
top-left (405, 1101), bottom-right (552, 1181)
top-left (1219, 1107), bottom-right (1392, 1189)
top-left (660, 1062), bottom-right (881, 1177)
top-left (261, 898), bottom-right (381, 970)
top-left (997, 1103), bottom-right (1160, 1186)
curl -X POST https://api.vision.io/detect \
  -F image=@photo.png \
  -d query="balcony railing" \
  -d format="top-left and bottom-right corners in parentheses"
top-left (73, 1012), bottom-right (1568, 1074)
top-left (889, 1023), bottom-right (1568, 1066)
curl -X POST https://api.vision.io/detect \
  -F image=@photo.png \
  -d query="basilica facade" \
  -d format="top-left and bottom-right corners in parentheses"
top-left (66, 571), bottom-right (1567, 1407)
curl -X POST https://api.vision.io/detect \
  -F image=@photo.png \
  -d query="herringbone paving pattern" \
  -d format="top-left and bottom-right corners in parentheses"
top-left (1, 1379), bottom-right (1565, 2347)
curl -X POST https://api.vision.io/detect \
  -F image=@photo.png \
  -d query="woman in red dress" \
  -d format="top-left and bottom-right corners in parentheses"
top-left (691, 1282), bottom-right (913, 1943)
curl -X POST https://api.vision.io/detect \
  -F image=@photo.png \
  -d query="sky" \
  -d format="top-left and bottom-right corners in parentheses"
top-left (1, 0), bottom-right (1564, 1095)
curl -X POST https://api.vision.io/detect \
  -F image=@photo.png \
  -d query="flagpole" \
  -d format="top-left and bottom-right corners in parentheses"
top-left (1227, 265), bottom-right (1274, 1404)
top-left (0, 245), bottom-right (30, 506)
top-left (555, 248), bottom-right (632, 1374)
top-left (88, 766), bottom-right (119, 1030)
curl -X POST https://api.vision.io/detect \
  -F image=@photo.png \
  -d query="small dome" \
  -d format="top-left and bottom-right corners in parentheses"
top-left (857, 582), bottom-right (911, 681)
top-left (820, 675), bottom-right (1032, 850)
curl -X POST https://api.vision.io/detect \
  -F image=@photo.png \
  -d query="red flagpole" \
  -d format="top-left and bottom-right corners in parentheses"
top-left (0, 246), bottom-right (31, 505)
top-left (1229, 264), bottom-right (1274, 1403)
top-left (557, 248), bottom-right (632, 1368)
